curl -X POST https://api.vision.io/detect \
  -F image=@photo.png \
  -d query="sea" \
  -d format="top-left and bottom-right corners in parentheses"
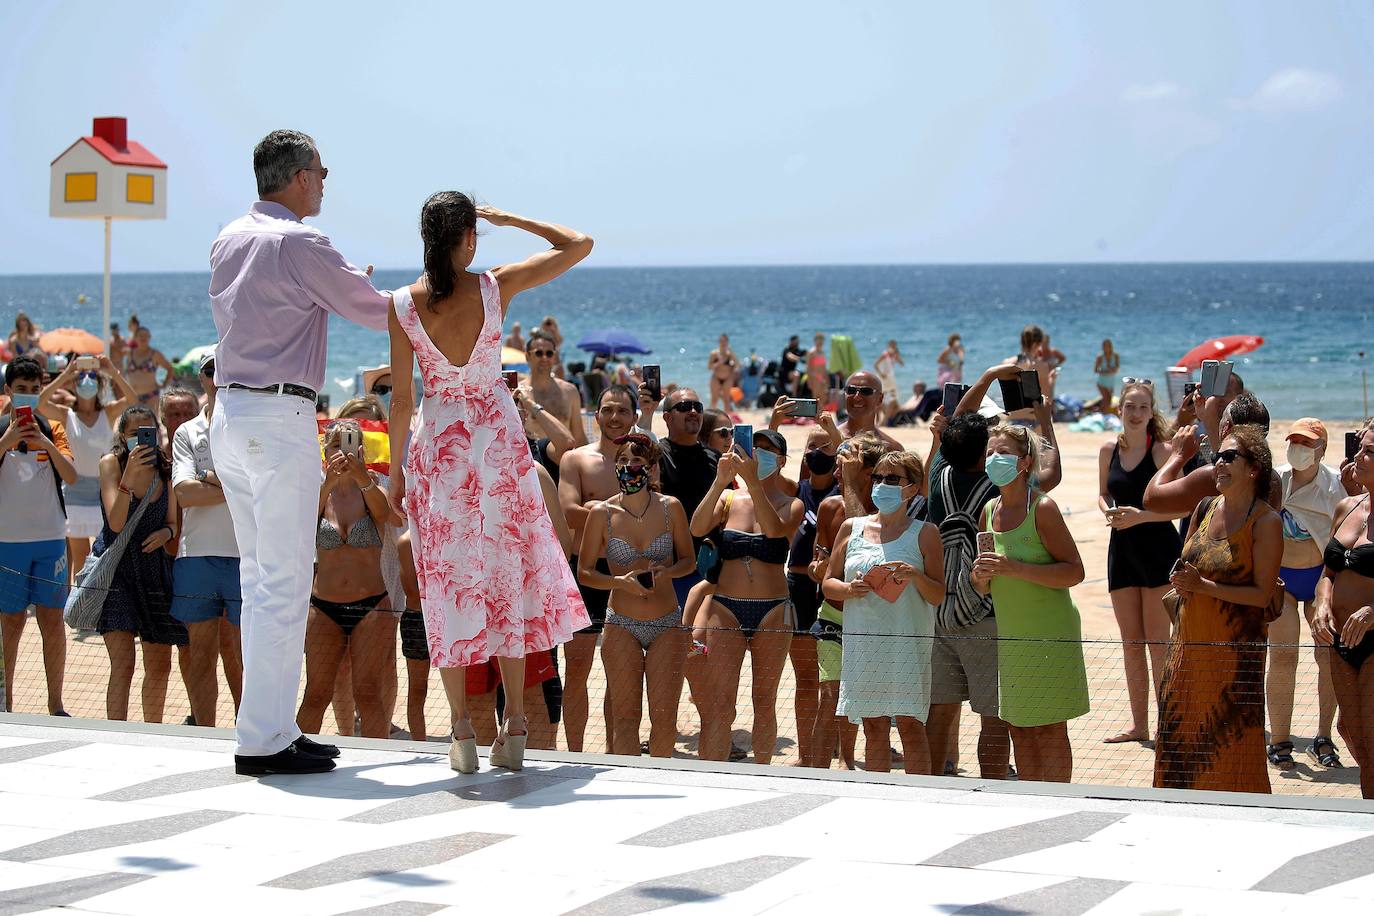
top-left (2, 262), bottom-right (1371, 420)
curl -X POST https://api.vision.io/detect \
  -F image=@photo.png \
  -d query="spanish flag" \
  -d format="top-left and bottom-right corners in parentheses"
top-left (318, 419), bottom-right (391, 475)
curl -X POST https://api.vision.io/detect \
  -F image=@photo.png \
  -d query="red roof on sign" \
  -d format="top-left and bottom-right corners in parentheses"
top-left (50, 117), bottom-right (166, 169)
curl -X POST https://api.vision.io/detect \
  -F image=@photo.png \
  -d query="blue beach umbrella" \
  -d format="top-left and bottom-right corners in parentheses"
top-left (576, 329), bottom-right (652, 356)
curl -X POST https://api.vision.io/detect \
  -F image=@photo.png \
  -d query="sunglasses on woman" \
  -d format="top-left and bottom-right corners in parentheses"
top-left (872, 474), bottom-right (910, 486)
top-left (711, 426), bottom-right (734, 437)
top-left (1120, 377), bottom-right (1153, 387)
top-left (371, 384), bottom-right (392, 396)
top-left (1213, 448), bottom-right (1242, 465)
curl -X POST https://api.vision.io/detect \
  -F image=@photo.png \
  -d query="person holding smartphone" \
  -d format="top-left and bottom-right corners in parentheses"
top-left (689, 429), bottom-right (803, 763)
top-left (0, 356), bottom-right (78, 715)
top-left (96, 405), bottom-right (184, 722)
top-left (822, 451), bottom-right (944, 774)
top-left (971, 423), bottom-right (1088, 783)
top-left (1098, 381), bottom-right (1184, 745)
top-left (35, 354), bottom-right (139, 588)
top-left (577, 434), bottom-right (695, 757)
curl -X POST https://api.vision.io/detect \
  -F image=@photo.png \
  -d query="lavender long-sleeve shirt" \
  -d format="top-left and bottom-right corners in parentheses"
top-left (209, 201), bottom-right (389, 392)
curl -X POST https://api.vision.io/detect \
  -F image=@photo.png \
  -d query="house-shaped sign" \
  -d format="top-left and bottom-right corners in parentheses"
top-left (50, 117), bottom-right (166, 220)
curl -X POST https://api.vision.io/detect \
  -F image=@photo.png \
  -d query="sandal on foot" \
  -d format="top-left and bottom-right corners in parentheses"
top-left (1103, 730), bottom-right (1147, 744)
top-left (449, 719), bottom-right (478, 774)
top-left (1266, 740), bottom-right (1296, 771)
top-left (489, 716), bottom-right (527, 771)
top-left (1307, 736), bottom-right (1343, 769)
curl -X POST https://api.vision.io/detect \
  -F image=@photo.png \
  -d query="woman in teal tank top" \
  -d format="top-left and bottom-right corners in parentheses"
top-left (972, 423), bottom-right (1089, 783)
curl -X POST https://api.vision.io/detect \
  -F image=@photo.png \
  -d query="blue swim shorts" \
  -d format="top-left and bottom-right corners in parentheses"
top-left (170, 556), bottom-right (242, 626)
top-left (0, 540), bottom-right (69, 614)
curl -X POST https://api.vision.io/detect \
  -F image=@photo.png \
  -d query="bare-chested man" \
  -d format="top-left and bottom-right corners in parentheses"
top-left (557, 384), bottom-right (639, 751)
top-left (840, 370), bottom-right (902, 450)
top-left (526, 330), bottom-right (587, 446)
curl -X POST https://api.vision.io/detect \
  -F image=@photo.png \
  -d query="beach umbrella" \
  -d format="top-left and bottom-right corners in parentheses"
top-left (1176, 335), bottom-right (1264, 372)
top-left (576, 329), bottom-right (652, 356)
top-left (173, 343), bottom-right (218, 374)
top-left (38, 327), bottom-right (104, 355)
top-left (829, 334), bottom-right (863, 378)
top-left (501, 346), bottom-right (529, 372)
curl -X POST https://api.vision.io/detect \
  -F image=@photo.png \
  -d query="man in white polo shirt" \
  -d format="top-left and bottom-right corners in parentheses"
top-left (171, 355), bottom-right (243, 728)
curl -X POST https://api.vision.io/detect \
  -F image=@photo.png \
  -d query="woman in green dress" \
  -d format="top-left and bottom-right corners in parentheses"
top-left (972, 423), bottom-right (1089, 782)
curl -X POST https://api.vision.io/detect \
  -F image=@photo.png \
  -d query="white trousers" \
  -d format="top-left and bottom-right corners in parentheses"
top-left (209, 388), bottom-right (320, 756)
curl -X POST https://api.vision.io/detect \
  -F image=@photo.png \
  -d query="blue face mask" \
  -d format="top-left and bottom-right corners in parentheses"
top-left (76, 376), bottom-right (99, 400)
top-left (125, 437), bottom-right (141, 453)
top-left (984, 453), bottom-right (1022, 487)
top-left (871, 482), bottom-right (906, 514)
top-left (756, 450), bottom-right (780, 479)
top-left (8, 393), bottom-right (39, 412)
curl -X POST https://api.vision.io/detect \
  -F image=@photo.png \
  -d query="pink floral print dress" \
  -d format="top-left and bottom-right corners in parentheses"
top-left (394, 272), bottom-right (588, 667)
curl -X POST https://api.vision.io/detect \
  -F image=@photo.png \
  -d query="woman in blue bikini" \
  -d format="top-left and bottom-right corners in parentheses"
top-left (690, 429), bottom-right (803, 763)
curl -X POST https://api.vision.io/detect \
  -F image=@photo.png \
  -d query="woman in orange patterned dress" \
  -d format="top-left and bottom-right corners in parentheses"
top-left (1154, 425), bottom-right (1282, 793)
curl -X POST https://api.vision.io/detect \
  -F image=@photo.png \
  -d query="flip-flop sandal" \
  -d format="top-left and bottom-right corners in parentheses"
top-left (1307, 736), bottom-right (1343, 768)
top-left (1266, 741), bottom-right (1296, 771)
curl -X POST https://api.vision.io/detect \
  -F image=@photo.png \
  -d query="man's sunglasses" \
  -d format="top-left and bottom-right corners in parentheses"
top-left (1213, 448), bottom-right (1242, 465)
top-left (530, 349), bottom-right (556, 359)
top-left (668, 400), bottom-right (704, 414)
top-left (872, 474), bottom-right (910, 486)
top-left (298, 166), bottom-right (329, 179)
top-left (845, 385), bottom-right (877, 397)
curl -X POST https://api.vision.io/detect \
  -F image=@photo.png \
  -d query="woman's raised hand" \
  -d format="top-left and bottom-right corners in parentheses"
top-left (476, 205), bottom-right (512, 226)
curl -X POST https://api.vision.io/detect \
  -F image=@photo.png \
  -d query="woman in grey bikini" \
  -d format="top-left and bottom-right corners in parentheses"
top-left (578, 434), bottom-right (696, 757)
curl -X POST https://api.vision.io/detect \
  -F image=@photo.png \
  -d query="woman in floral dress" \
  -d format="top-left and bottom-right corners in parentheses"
top-left (387, 192), bottom-right (592, 773)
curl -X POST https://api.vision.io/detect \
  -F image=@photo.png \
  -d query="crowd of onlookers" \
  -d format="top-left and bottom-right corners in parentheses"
top-left (3, 307), bottom-right (1374, 798)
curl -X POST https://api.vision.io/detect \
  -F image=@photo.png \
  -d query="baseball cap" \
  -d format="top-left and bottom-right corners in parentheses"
top-left (754, 429), bottom-right (788, 455)
top-left (1286, 418), bottom-right (1326, 443)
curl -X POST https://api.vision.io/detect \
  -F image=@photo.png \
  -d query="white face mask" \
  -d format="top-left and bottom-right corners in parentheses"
top-left (1287, 443), bottom-right (1316, 471)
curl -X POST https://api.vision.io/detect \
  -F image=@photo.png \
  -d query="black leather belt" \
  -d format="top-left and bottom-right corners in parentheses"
top-left (224, 382), bottom-right (318, 402)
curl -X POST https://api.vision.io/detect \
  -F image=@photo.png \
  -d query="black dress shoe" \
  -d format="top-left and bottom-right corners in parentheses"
top-left (235, 746), bottom-right (336, 776)
top-left (293, 735), bottom-right (340, 758)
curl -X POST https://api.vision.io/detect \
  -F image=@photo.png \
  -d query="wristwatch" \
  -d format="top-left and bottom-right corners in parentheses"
top-left (196, 468), bottom-right (208, 483)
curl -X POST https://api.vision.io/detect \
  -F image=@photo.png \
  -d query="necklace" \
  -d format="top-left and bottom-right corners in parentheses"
top-left (622, 494), bottom-right (653, 521)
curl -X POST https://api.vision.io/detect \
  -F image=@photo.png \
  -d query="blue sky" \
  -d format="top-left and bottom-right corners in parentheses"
top-left (1, 1), bottom-right (1370, 273)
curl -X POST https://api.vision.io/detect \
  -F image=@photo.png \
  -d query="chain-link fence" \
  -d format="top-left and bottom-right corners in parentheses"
top-left (1, 560), bottom-right (1361, 799)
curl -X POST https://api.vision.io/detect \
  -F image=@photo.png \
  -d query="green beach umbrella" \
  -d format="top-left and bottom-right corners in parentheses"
top-left (829, 334), bottom-right (862, 378)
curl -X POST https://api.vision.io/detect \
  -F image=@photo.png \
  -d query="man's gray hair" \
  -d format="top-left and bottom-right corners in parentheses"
top-left (253, 130), bottom-right (317, 197)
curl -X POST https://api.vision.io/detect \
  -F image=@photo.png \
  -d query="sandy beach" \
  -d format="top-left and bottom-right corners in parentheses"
top-left (6, 414), bottom-right (1364, 799)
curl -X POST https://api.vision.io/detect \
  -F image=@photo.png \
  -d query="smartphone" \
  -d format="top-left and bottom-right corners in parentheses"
top-left (136, 426), bottom-right (158, 452)
top-left (75, 356), bottom-right (99, 371)
top-left (998, 378), bottom-right (1027, 413)
top-left (1212, 361), bottom-right (1233, 398)
top-left (503, 370), bottom-right (519, 391)
top-left (976, 531), bottom-right (996, 556)
top-left (1019, 369), bottom-right (1043, 405)
top-left (636, 571), bottom-right (655, 590)
top-left (1183, 382), bottom-right (1199, 399)
top-left (733, 424), bottom-right (754, 457)
top-left (642, 365), bottom-right (661, 401)
top-left (1169, 557), bottom-right (1184, 578)
top-left (13, 405), bottom-right (33, 426)
top-left (943, 383), bottom-right (970, 413)
top-left (789, 398), bottom-right (819, 418)
top-left (315, 394), bottom-right (331, 415)
top-left (1199, 361), bottom-right (1219, 399)
top-left (337, 425), bottom-right (363, 457)
top-left (1104, 495), bottom-right (1117, 511)
top-left (1350, 431), bottom-right (1362, 462)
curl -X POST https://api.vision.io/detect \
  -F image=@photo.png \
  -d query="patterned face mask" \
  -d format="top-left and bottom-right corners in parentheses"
top-left (616, 463), bottom-right (650, 495)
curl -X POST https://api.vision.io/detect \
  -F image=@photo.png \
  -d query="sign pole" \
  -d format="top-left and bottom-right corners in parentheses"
top-left (103, 216), bottom-right (112, 353)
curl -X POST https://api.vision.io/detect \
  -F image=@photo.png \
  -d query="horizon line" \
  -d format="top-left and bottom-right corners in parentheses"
top-left (2, 257), bottom-right (1373, 279)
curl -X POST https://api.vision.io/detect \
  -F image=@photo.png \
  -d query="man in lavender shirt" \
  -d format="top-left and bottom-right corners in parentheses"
top-left (209, 130), bottom-right (390, 775)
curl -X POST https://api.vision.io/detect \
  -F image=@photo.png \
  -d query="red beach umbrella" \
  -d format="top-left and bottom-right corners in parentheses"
top-left (38, 327), bottom-right (105, 355)
top-left (1176, 335), bottom-right (1264, 372)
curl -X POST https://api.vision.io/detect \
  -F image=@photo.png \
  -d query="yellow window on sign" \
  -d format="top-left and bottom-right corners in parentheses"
top-left (64, 172), bottom-right (97, 202)
top-left (126, 173), bottom-right (154, 204)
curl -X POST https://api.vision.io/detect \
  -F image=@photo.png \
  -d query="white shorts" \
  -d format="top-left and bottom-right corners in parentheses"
top-left (65, 505), bottom-right (103, 538)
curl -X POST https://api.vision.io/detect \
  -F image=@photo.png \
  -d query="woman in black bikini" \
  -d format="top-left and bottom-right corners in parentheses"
top-left (578, 434), bottom-right (696, 757)
top-left (690, 429), bottom-right (804, 763)
top-left (1312, 420), bottom-right (1374, 797)
top-left (296, 421), bottom-right (395, 738)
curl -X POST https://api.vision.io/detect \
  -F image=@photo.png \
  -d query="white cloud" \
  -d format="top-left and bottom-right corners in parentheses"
top-left (1233, 68), bottom-right (1343, 113)
top-left (1122, 81), bottom-right (1185, 103)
